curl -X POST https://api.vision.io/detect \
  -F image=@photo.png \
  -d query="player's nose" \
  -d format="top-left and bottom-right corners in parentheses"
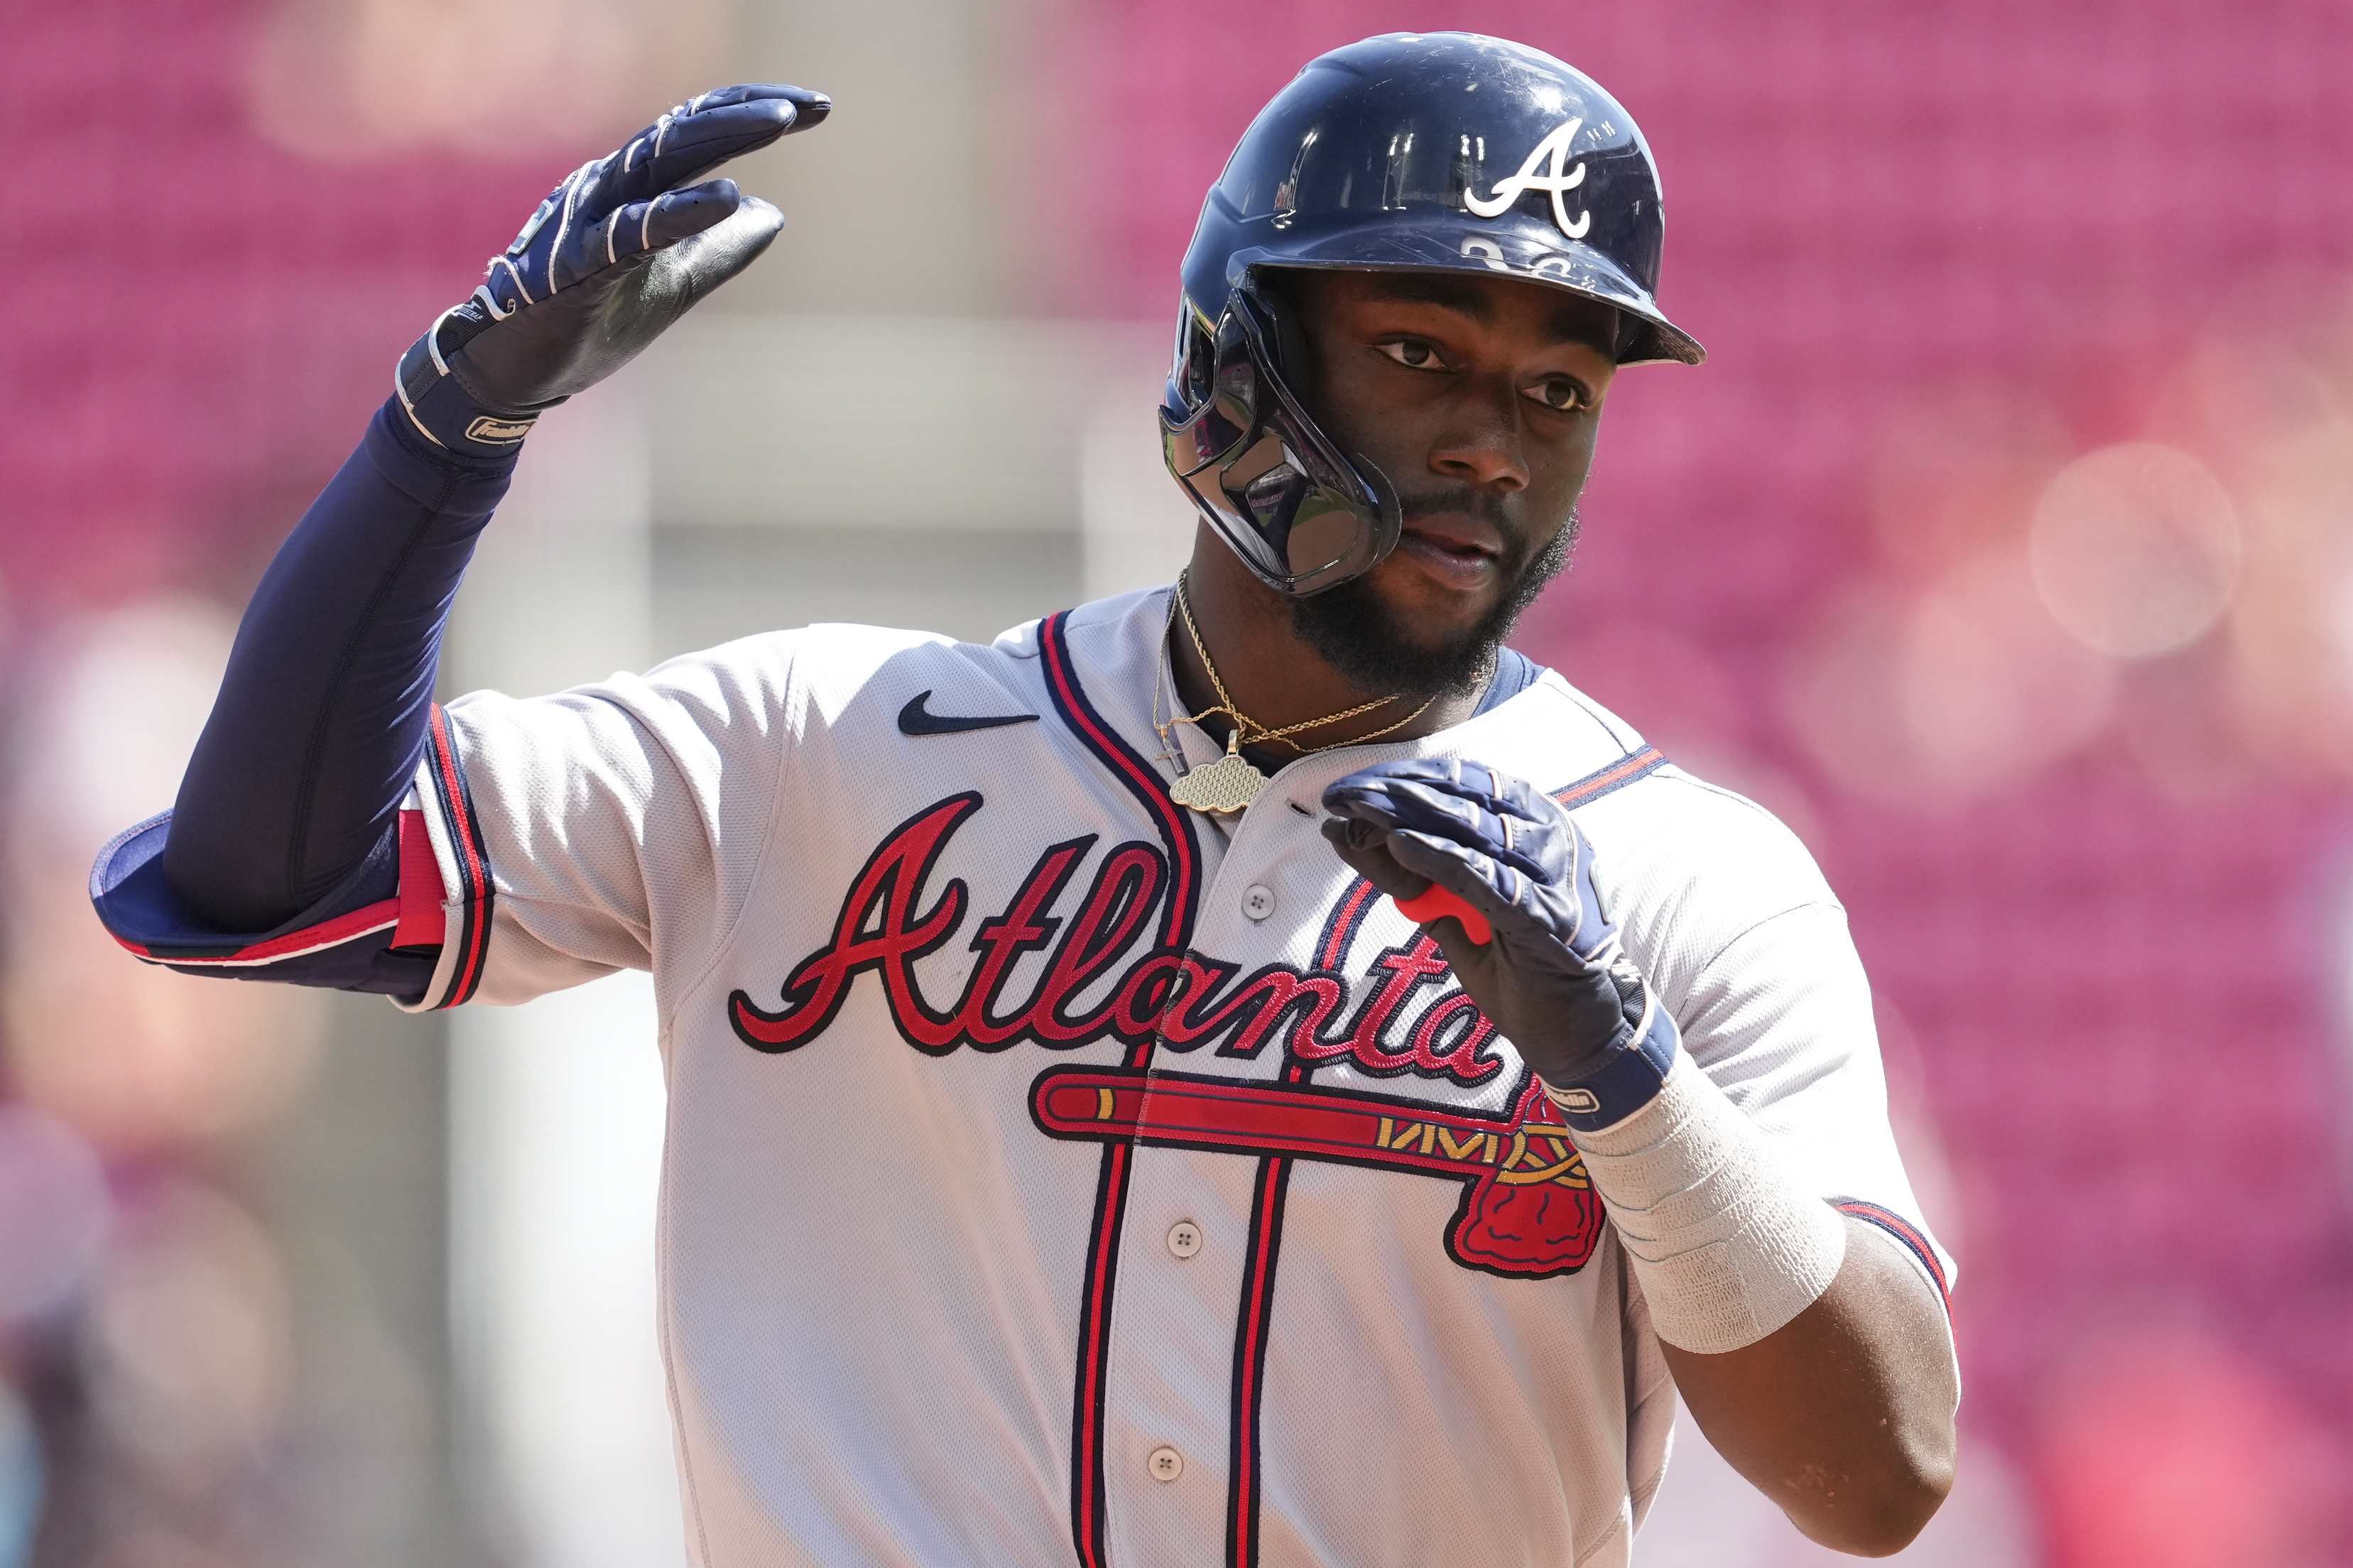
top-left (1427, 379), bottom-right (1530, 492)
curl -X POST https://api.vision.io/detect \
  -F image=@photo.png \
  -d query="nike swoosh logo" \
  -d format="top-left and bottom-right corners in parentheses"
top-left (898, 690), bottom-right (1040, 736)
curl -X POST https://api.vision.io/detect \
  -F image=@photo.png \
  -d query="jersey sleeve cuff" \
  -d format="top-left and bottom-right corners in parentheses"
top-left (89, 704), bottom-right (496, 1009)
top-left (1831, 1197), bottom-right (1954, 1317)
top-left (391, 703), bottom-right (498, 1013)
top-left (91, 810), bottom-right (396, 961)
top-left (88, 810), bottom-right (439, 996)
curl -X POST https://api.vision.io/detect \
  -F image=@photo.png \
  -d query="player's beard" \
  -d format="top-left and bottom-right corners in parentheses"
top-left (1289, 495), bottom-right (1576, 702)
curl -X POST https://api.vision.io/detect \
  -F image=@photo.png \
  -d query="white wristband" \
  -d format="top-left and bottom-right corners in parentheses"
top-left (1567, 1055), bottom-right (1847, 1354)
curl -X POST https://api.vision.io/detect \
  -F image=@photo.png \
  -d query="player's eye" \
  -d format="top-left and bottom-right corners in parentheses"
top-left (1523, 376), bottom-right (1590, 412)
top-left (1376, 339), bottom-right (1447, 371)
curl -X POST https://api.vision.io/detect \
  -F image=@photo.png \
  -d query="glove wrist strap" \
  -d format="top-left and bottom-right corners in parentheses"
top-left (1538, 971), bottom-right (1680, 1130)
top-left (393, 310), bottom-right (547, 460)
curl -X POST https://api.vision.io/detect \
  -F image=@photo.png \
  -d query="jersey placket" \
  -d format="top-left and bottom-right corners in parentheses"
top-left (1099, 745), bottom-right (1376, 1568)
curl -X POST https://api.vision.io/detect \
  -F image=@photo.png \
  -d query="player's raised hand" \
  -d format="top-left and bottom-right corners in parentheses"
top-left (396, 84), bottom-right (830, 456)
top-left (1321, 760), bottom-right (1678, 1117)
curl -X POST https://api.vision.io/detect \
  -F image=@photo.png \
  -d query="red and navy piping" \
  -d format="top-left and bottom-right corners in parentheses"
top-left (421, 704), bottom-right (496, 1008)
top-left (1832, 1199), bottom-right (1952, 1318)
top-left (1040, 610), bottom-right (1200, 1568)
top-left (1224, 870), bottom-right (1382, 1566)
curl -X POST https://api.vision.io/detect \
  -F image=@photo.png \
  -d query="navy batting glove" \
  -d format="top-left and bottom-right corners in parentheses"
top-left (1321, 759), bottom-right (1679, 1128)
top-left (396, 84), bottom-right (830, 459)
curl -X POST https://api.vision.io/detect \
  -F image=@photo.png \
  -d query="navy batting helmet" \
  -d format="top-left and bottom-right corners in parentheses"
top-left (1161, 32), bottom-right (1705, 598)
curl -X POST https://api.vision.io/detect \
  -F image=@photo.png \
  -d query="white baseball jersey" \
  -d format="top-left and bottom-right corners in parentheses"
top-left (391, 584), bottom-right (1950, 1568)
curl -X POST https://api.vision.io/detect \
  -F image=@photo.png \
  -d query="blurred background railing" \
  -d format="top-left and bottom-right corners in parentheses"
top-left (2, 2), bottom-right (2349, 1565)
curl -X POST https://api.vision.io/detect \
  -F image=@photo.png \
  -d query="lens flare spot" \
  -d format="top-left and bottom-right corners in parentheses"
top-left (2030, 442), bottom-right (2240, 658)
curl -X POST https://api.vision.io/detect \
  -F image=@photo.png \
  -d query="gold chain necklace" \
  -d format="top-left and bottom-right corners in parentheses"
top-left (1162, 572), bottom-right (1436, 815)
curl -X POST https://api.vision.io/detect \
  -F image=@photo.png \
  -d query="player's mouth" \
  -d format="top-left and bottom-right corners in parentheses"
top-left (1394, 519), bottom-right (1504, 589)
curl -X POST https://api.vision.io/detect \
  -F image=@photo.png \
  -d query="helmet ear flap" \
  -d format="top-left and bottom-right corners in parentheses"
top-left (1173, 307), bottom-right (1218, 412)
top-left (1240, 272), bottom-right (1403, 573)
top-left (1348, 450), bottom-right (1404, 564)
top-left (1158, 277), bottom-right (1403, 597)
top-left (1352, 451), bottom-right (1400, 527)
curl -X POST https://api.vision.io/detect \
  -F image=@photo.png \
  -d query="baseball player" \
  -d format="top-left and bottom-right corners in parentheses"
top-left (92, 35), bottom-right (1957, 1567)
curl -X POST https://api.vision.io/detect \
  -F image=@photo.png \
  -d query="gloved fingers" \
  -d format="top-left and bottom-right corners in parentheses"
top-left (1324, 758), bottom-right (1482, 815)
top-left (1323, 758), bottom-right (1550, 821)
top-left (483, 86), bottom-right (824, 307)
top-left (1325, 758), bottom-right (1467, 791)
top-left (676, 82), bottom-right (833, 126)
top-left (1406, 767), bottom-right (1566, 834)
top-left (1413, 910), bottom-right (1499, 983)
top-left (609, 87), bottom-right (822, 203)
top-left (1559, 822), bottom-right (1614, 962)
top-left (1487, 768), bottom-right (1571, 824)
top-left (479, 178), bottom-right (742, 311)
top-left (1318, 818), bottom-right (1432, 900)
top-left (1382, 829), bottom-right (1526, 922)
top-left (1323, 771), bottom-right (1496, 837)
top-left (1322, 775), bottom-right (1547, 881)
top-left (597, 180), bottom-right (743, 265)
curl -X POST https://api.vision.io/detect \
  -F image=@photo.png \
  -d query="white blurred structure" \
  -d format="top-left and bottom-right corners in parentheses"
top-left (648, 314), bottom-right (1191, 642)
top-left (450, 973), bottom-right (679, 1568)
top-left (446, 382), bottom-right (683, 1568)
top-left (1082, 371), bottom-right (1198, 601)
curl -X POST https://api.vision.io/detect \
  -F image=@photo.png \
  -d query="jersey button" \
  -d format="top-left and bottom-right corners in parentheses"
top-left (1166, 1221), bottom-right (1203, 1258)
top-left (1241, 884), bottom-right (1276, 921)
top-left (1147, 1445), bottom-right (1184, 1483)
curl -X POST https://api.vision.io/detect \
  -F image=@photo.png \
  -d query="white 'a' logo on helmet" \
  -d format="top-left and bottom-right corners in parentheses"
top-left (1464, 118), bottom-right (1591, 240)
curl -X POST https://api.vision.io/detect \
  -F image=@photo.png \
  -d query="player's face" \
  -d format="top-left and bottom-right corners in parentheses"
top-left (1283, 270), bottom-right (1619, 690)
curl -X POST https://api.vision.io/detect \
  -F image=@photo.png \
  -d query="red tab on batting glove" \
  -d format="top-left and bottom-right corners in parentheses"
top-left (1393, 885), bottom-right (1491, 944)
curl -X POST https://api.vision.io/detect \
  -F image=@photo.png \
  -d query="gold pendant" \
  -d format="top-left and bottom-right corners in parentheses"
top-left (1169, 744), bottom-right (1271, 815)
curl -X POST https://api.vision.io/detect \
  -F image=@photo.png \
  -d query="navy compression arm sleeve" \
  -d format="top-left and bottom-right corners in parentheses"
top-left (163, 400), bottom-right (518, 932)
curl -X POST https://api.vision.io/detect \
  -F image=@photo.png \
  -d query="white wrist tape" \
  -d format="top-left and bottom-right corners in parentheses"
top-left (1567, 1055), bottom-right (1847, 1354)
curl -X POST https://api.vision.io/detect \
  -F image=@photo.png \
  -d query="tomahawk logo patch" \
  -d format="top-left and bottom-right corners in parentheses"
top-left (1464, 117), bottom-right (1592, 240)
top-left (1032, 1067), bottom-right (1605, 1278)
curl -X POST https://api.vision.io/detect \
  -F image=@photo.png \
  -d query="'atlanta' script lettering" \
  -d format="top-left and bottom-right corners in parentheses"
top-left (727, 793), bottom-right (1505, 1085)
